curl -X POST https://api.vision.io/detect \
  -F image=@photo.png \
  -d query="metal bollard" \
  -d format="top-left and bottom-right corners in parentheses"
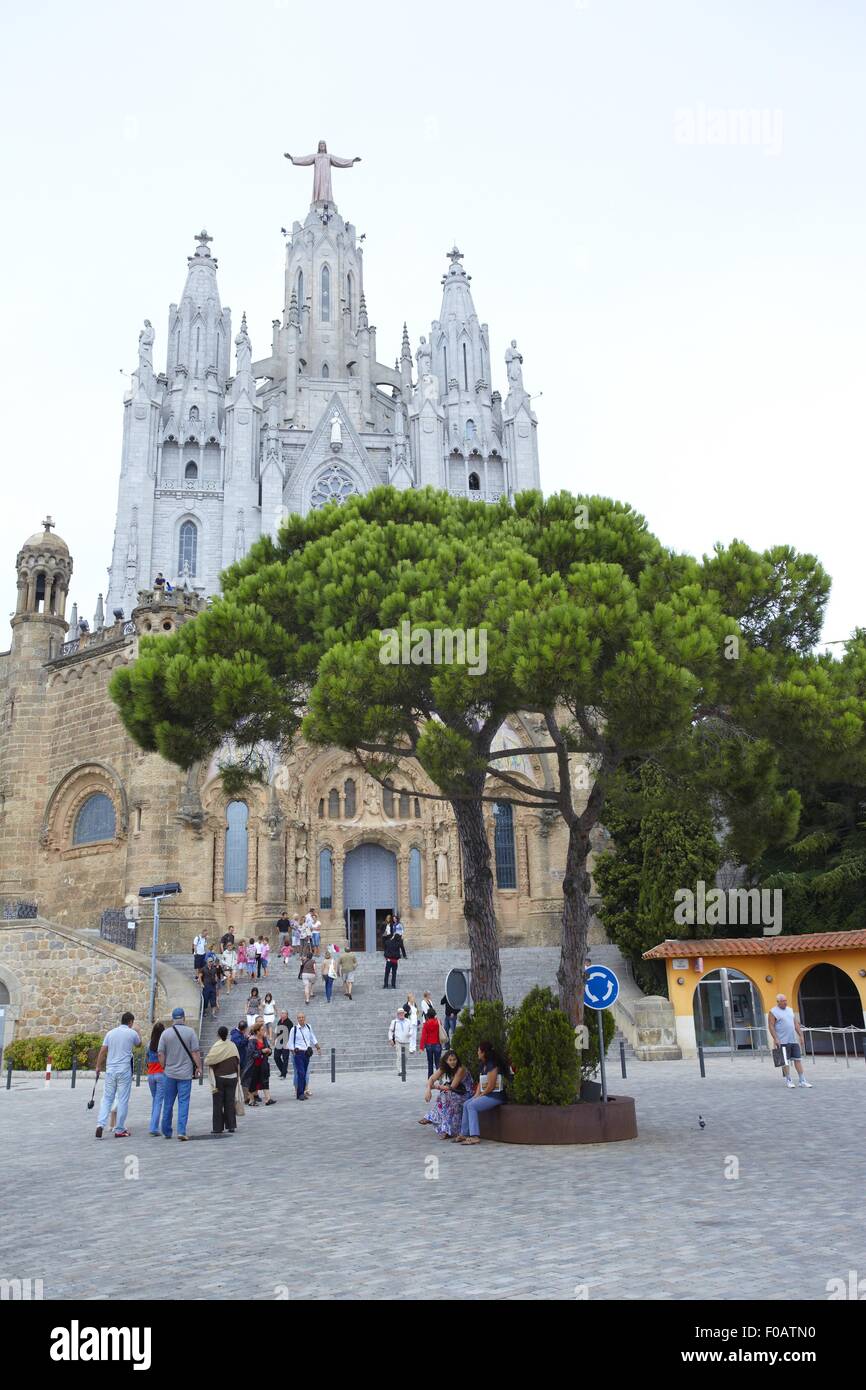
top-left (135, 1053), bottom-right (142, 1087)
top-left (330, 1047), bottom-right (335, 1083)
top-left (401, 1045), bottom-right (406, 1082)
top-left (619, 1040), bottom-right (627, 1079)
top-left (697, 1042), bottom-right (706, 1078)
top-left (71, 1057), bottom-right (77, 1089)
top-left (5, 1060), bottom-right (11, 1090)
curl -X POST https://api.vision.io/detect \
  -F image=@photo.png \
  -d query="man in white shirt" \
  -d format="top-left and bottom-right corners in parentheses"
top-left (305, 908), bottom-right (322, 956)
top-left (94, 1011), bottom-right (141, 1139)
top-left (768, 993), bottom-right (813, 1089)
top-left (220, 944), bottom-right (237, 992)
top-left (192, 933), bottom-right (208, 979)
top-left (288, 1012), bottom-right (321, 1100)
top-left (388, 1007), bottom-right (414, 1074)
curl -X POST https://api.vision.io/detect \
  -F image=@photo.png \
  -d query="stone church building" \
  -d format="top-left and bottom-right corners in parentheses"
top-left (0, 154), bottom-right (592, 993)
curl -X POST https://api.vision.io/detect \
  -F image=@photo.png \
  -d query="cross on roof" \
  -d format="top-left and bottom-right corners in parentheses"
top-left (42, 515), bottom-right (55, 533)
top-left (195, 229), bottom-right (213, 250)
top-left (447, 245), bottom-right (464, 264)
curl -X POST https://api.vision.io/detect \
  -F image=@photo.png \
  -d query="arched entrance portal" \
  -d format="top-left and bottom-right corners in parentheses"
top-left (344, 844), bottom-right (398, 952)
top-left (798, 964), bottom-right (865, 1056)
top-left (693, 968), bottom-right (765, 1051)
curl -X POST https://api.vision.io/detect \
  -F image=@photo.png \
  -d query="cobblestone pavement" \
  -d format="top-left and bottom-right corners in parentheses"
top-left (1, 1055), bottom-right (863, 1300)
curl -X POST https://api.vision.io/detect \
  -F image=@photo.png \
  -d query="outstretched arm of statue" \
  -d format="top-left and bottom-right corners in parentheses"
top-left (284, 152), bottom-right (315, 165)
top-left (329, 154), bottom-right (361, 167)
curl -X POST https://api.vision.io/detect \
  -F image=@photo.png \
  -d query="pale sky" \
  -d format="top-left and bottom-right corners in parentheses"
top-left (1, 0), bottom-right (863, 649)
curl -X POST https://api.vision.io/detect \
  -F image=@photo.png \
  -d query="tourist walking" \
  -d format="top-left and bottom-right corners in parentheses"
top-left (276, 910), bottom-right (292, 947)
top-left (146, 1021), bottom-right (166, 1136)
top-left (340, 945), bottom-right (357, 1000)
top-left (158, 1008), bottom-right (202, 1141)
top-left (403, 993), bottom-right (419, 1051)
top-left (206, 1026), bottom-right (241, 1134)
top-left (245, 939), bottom-right (257, 978)
top-left (420, 991), bottom-right (436, 1021)
top-left (246, 987), bottom-right (262, 1028)
top-left (220, 942), bottom-right (237, 993)
top-left (231, 1020), bottom-right (251, 1104)
top-left (769, 993), bottom-right (813, 1089)
top-left (244, 1022), bottom-right (276, 1106)
top-left (421, 1048), bottom-right (473, 1137)
top-left (388, 1007), bottom-right (414, 1074)
top-left (291, 917), bottom-right (302, 953)
top-left (299, 950), bottom-right (317, 1003)
top-left (260, 937), bottom-right (271, 978)
top-left (441, 993), bottom-right (459, 1042)
top-left (457, 1042), bottom-right (506, 1144)
top-left (305, 908), bottom-right (322, 956)
top-left (322, 948), bottom-right (339, 1003)
top-left (288, 1013), bottom-right (321, 1100)
top-left (94, 1010), bottom-right (141, 1139)
top-left (274, 1010), bottom-right (294, 1080)
top-left (237, 940), bottom-right (248, 977)
top-left (220, 929), bottom-right (235, 951)
top-left (383, 933), bottom-right (401, 990)
top-left (393, 912), bottom-right (407, 958)
top-left (201, 957), bottom-right (220, 1019)
top-left (192, 932), bottom-right (208, 979)
top-left (419, 1010), bottom-right (442, 1076)
top-left (280, 939), bottom-right (292, 968)
top-left (262, 992), bottom-right (277, 1042)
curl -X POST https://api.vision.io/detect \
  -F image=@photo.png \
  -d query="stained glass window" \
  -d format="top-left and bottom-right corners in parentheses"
top-left (73, 793), bottom-right (116, 845)
top-left (493, 801), bottom-right (517, 889)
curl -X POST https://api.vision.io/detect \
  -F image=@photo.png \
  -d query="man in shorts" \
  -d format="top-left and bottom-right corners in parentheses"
top-left (340, 945), bottom-right (358, 1000)
top-left (768, 993), bottom-right (813, 1089)
top-left (305, 907), bottom-right (322, 956)
top-left (192, 932), bottom-right (208, 980)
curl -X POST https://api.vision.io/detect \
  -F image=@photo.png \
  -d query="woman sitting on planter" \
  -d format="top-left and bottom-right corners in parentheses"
top-left (456, 1041), bottom-right (506, 1145)
top-left (419, 1049), bottom-right (473, 1138)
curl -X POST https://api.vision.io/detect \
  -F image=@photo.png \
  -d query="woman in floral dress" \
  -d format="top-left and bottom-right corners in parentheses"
top-left (420, 1049), bottom-right (473, 1138)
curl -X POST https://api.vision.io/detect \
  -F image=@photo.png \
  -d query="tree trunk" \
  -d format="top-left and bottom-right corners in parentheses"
top-left (557, 824), bottom-right (593, 1026)
top-left (451, 795), bottom-right (503, 1003)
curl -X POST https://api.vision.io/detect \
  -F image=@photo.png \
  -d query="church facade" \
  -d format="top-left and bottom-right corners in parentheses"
top-left (0, 156), bottom-right (596, 974)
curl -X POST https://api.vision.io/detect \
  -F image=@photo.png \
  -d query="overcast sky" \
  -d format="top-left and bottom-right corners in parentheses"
top-left (1, 0), bottom-right (863, 650)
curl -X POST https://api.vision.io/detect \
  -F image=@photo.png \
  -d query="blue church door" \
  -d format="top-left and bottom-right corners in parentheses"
top-left (343, 844), bottom-right (397, 952)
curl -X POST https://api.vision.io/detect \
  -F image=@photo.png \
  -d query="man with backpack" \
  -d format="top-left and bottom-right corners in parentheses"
top-left (158, 1008), bottom-right (202, 1140)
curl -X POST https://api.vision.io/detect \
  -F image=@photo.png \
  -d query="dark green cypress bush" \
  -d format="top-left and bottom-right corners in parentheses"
top-left (508, 986), bottom-right (581, 1105)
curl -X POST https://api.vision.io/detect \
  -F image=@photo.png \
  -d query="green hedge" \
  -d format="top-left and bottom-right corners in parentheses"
top-left (4, 1032), bottom-right (111, 1070)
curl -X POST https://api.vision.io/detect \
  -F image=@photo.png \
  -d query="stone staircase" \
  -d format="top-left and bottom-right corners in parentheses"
top-left (160, 943), bottom-right (640, 1074)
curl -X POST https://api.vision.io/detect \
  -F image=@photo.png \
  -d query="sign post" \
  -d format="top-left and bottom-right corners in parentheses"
top-left (583, 965), bottom-right (620, 1105)
top-left (139, 883), bottom-right (182, 1022)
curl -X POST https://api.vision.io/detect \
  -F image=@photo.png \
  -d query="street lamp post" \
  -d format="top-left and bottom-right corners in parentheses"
top-left (138, 883), bottom-right (182, 1022)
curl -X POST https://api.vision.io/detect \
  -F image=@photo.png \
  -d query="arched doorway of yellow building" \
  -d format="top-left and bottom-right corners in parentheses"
top-left (796, 963), bottom-right (865, 1056)
top-left (693, 967), bottom-right (766, 1051)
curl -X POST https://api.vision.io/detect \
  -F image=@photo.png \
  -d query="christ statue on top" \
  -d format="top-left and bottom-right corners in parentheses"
top-left (284, 141), bottom-right (361, 204)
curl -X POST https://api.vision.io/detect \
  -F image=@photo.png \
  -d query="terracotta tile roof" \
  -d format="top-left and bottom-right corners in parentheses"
top-left (643, 931), bottom-right (866, 959)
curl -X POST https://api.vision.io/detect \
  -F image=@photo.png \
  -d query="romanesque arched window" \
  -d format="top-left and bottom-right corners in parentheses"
top-left (321, 264), bottom-right (330, 321)
top-left (319, 847), bottom-right (333, 909)
top-left (468, 471), bottom-right (481, 493)
top-left (328, 788), bottom-right (340, 819)
top-left (414, 798), bottom-right (421, 818)
top-left (73, 793), bottom-right (116, 846)
top-left (493, 801), bottom-right (517, 889)
top-left (465, 419), bottom-right (476, 441)
top-left (318, 798), bottom-right (325, 818)
top-left (344, 779), bottom-right (356, 818)
top-left (399, 791), bottom-right (410, 819)
top-left (409, 847), bottom-right (423, 908)
top-left (178, 520), bottom-right (198, 575)
top-left (185, 461), bottom-right (198, 480)
top-left (189, 406), bottom-right (199, 422)
top-left (224, 801), bottom-right (249, 893)
top-left (383, 781), bottom-right (395, 818)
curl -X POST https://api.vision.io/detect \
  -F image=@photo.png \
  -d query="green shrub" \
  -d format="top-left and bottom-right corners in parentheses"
top-left (582, 1007), bottom-right (617, 1082)
top-left (451, 999), bottom-right (511, 1080)
top-left (4, 1036), bottom-right (53, 1070)
top-left (508, 986), bottom-right (580, 1105)
top-left (4, 1031), bottom-right (106, 1070)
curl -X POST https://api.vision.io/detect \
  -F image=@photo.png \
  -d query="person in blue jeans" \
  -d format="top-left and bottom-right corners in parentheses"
top-left (146, 1021), bottom-right (167, 1136)
top-left (158, 1008), bottom-right (202, 1140)
top-left (457, 1041), bottom-right (506, 1145)
top-left (94, 1011), bottom-right (141, 1139)
top-left (288, 1013), bottom-right (321, 1099)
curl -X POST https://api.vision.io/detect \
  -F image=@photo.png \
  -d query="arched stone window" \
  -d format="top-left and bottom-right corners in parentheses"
top-left (414, 798), bottom-right (421, 818)
top-left (178, 520), bottom-right (198, 575)
top-left (321, 264), bottom-right (330, 321)
top-left (465, 418), bottom-right (476, 441)
top-left (185, 461), bottom-right (198, 480)
top-left (328, 788), bottom-right (340, 819)
top-left (73, 793), bottom-right (116, 846)
top-left (463, 341), bottom-right (470, 390)
top-left (224, 801), bottom-right (249, 893)
top-left (383, 781), bottom-right (395, 818)
top-left (399, 791), bottom-right (410, 819)
top-left (297, 269), bottom-right (304, 310)
top-left (493, 801), bottom-right (517, 889)
top-left (346, 271), bottom-right (353, 322)
top-left (309, 465), bottom-right (360, 510)
top-left (189, 405), bottom-right (199, 421)
top-left (321, 362), bottom-right (329, 378)
top-left (318, 798), bottom-right (325, 818)
top-left (468, 471), bottom-right (481, 493)
top-left (409, 847), bottom-right (423, 908)
top-left (319, 847), bottom-right (333, 909)
top-left (344, 778), bottom-right (356, 818)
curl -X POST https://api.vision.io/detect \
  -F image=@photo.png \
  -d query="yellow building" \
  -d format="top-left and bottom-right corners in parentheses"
top-left (643, 932), bottom-right (866, 1058)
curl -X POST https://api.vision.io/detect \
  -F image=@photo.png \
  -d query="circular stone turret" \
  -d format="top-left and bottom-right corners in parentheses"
top-left (13, 516), bottom-right (73, 628)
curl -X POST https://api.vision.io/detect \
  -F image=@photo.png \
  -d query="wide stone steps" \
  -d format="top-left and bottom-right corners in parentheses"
top-left (159, 943), bottom-right (640, 1073)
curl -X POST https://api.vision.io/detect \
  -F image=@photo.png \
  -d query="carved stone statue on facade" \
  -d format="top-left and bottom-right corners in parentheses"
top-left (505, 338), bottom-right (524, 394)
top-left (329, 412), bottom-right (343, 451)
top-left (416, 335), bottom-right (432, 376)
top-left (435, 843), bottom-right (449, 887)
top-left (138, 319), bottom-right (154, 371)
top-left (363, 776), bottom-right (380, 817)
